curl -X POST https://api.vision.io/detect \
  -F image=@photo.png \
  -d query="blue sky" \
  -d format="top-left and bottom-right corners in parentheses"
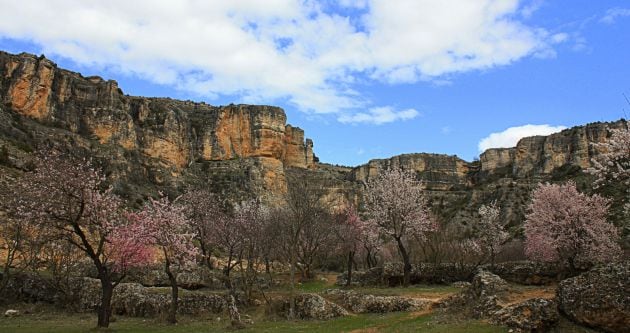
top-left (1, 0), bottom-right (629, 166)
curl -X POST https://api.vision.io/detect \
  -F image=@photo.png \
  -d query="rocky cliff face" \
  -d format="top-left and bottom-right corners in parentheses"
top-left (0, 50), bottom-right (626, 230)
top-left (0, 51), bottom-right (317, 202)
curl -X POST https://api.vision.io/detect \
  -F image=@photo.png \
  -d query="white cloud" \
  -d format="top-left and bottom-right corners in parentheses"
top-left (521, 0), bottom-right (544, 19)
top-left (601, 8), bottom-right (630, 24)
top-left (441, 126), bottom-right (453, 134)
top-left (478, 124), bottom-right (567, 152)
top-left (338, 107), bottom-right (419, 125)
top-left (0, 0), bottom-right (559, 122)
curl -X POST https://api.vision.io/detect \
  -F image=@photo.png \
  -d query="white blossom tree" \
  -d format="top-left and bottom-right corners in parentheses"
top-left (475, 202), bottom-right (508, 266)
top-left (364, 169), bottom-right (436, 286)
top-left (588, 122), bottom-right (630, 237)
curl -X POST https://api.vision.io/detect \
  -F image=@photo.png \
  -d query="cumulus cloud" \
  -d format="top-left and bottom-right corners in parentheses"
top-left (600, 8), bottom-right (630, 24)
top-left (338, 107), bottom-right (419, 125)
top-left (478, 124), bottom-right (567, 152)
top-left (0, 0), bottom-right (559, 122)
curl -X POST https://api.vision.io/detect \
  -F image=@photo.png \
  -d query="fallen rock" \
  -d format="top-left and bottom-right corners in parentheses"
top-left (325, 289), bottom-right (432, 314)
top-left (492, 298), bottom-right (558, 332)
top-left (440, 270), bottom-right (559, 332)
top-left (4, 309), bottom-right (20, 317)
top-left (557, 262), bottom-right (630, 333)
top-left (280, 293), bottom-right (348, 320)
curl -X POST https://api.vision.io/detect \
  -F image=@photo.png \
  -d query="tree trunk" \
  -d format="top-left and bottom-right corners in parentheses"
top-left (165, 262), bottom-right (178, 324)
top-left (289, 250), bottom-right (297, 319)
top-left (97, 273), bottom-right (114, 328)
top-left (346, 251), bottom-right (354, 287)
top-left (395, 237), bottom-right (412, 287)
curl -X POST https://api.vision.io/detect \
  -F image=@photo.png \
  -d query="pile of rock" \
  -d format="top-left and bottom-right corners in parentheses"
top-left (440, 269), bottom-right (558, 332)
top-left (277, 293), bottom-right (348, 320)
top-left (557, 262), bottom-right (629, 333)
top-left (74, 278), bottom-right (227, 317)
top-left (324, 289), bottom-right (432, 314)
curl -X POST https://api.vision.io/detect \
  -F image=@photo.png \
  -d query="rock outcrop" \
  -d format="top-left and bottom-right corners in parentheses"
top-left (492, 298), bottom-right (558, 333)
top-left (440, 270), bottom-right (559, 332)
top-left (557, 262), bottom-right (630, 333)
top-left (0, 51), bottom-right (317, 203)
top-left (277, 293), bottom-right (348, 320)
top-left (0, 50), bottom-right (626, 224)
top-left (324, 289), bottom-right (432, 314)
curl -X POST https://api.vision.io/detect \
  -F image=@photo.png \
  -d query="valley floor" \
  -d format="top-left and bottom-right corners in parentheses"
top-left (0, 277), bottom-right (597, 333)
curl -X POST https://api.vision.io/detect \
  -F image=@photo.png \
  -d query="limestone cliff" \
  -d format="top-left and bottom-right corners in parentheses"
top-left (0, 51), bottom-right (316, 202)
top-left (0, 50), bottom-right (626, 232)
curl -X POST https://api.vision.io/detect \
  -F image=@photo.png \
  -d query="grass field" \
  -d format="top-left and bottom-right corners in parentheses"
top-left (0, 306), bottom-right (508, 333)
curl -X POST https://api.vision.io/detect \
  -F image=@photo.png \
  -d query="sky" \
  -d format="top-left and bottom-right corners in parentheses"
top-left (0, 0), bottom-right (629, 166)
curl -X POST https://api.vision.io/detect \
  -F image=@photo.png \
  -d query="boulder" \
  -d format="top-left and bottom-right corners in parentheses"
top-left (492, 298), bottom-right (558, 332)
top-left (438, 269), bottom-right (509, 318)
top-left (557, 262), bottom-right (630, 333)
top-left (325, 289), bottom-right (432, 314)
top-left (4, 309), bottom-right (20, 317)
top-left (440, 270), bottom-right (559, 332)
top-left (280, 293), bottom-right (348, 320)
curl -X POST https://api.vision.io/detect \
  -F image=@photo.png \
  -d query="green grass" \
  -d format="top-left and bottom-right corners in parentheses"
top-left (0, 310), bottom-right (508, 333)
top-left (296, 279), bottom-right (331, 293)
top-left (348, 284), bottom-right (459, 297)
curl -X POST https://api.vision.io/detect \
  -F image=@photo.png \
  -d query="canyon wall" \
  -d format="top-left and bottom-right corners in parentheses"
top-left (0, 51), bottom-right (626, 228)
top-left (0, 51), bottom-right (317, 202)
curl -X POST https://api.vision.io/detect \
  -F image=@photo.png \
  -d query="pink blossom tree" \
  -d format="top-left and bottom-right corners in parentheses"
top-left (364, 169), bottom-right (436, 286)
top-left (127, 194), bottom-right (198, 324)
top-left (6, 150), bottom-right (151, 328)
top-left (475, 202), bottom-right (508, 266)
top-left (524, 181), bottom-right (621, 272)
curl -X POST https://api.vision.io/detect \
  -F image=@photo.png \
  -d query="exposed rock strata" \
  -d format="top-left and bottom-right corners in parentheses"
top-left (0, 51), bottom-right (626, 222)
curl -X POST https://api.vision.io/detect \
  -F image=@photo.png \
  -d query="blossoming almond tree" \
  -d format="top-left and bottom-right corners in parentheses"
top-left (364, 169), bottom-right (436, 286)
top-left (7, 150), bottom-right (152, 328)
top-left (475, 202), bottom-right (508, 266)
top-left (587, 122), bottom-right (630, 237)
top-left (524, 181), bottom-right (621, 272)
top-left (127, 194), bottom-right (198, 324)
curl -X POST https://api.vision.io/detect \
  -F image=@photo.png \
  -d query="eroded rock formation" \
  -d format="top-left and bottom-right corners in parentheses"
top-left (0, 50), bottom-right (626, 225)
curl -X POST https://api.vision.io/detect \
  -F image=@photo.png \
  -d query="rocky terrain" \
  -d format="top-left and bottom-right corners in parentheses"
top-left (0, 50), bottom-right (627, 230)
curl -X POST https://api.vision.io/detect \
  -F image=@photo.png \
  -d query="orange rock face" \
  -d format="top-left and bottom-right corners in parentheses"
top-left (210, 105), bottom-right (287, 160)
top-left (6, 56), bottom-right (54, 120)
top-left (0, 52), bottom-right (317, 198)
top-left (283, 125), bottom-right (314, 169)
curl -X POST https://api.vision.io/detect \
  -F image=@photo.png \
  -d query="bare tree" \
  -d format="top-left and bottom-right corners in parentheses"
top-left (278, 176), bottom-right (331, 318)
